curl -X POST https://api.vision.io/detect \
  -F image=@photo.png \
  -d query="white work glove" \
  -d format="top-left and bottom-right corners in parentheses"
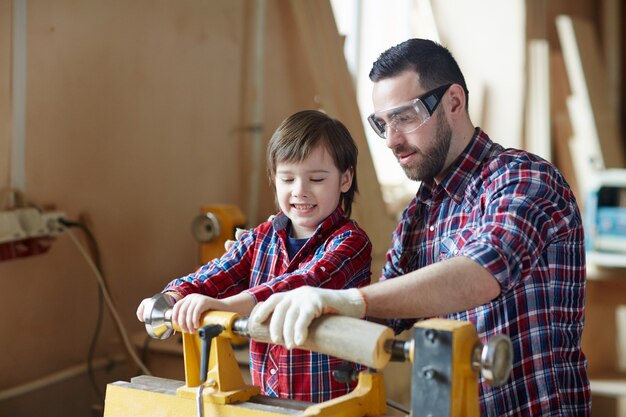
top-left (251, 287), bottom-right (366, 349)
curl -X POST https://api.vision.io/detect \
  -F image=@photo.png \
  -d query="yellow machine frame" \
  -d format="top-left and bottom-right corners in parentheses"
top-left (104, 305), bottom-right (511, 417)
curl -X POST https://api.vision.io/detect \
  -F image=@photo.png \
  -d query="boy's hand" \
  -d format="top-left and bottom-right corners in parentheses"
top-left (250, 287), bottom-right (366, 349)
top-left (224, 215), bottom-right (276, 251)
top-left (136, 298), bottom-right (151, 322)
top-left (136, 292), bottom-right (181, 322)
top-left (224, 227), bottom-right (247, 251)
top-left (172, 294), bottom-right (226, 333)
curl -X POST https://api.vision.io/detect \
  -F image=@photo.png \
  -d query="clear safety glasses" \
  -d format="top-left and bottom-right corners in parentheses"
top-left (367, 83), bottom-right (453, 139)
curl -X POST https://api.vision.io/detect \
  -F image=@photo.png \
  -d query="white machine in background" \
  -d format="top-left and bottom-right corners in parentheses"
top-left (585, 169), bottom-right (626, 266)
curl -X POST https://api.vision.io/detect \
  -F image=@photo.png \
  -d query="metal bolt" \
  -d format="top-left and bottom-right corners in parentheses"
top-left (421, 366), bottom-right (436, 380)
top-left (206, 379), bottom-right (217, 388)
top-left (424, 329), bottom-right (437, 343)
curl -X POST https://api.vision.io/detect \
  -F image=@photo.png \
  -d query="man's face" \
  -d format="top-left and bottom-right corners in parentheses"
top-left (371, 71), bottom-right (452, 182)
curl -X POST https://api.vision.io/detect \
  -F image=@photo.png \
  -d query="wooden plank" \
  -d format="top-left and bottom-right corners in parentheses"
top-left (583, 277), bottom-right (623, 375)
top-left (550, 50), bottom-right (580, 202)
top-left (601, 0), bottom-right (621, 123)
top-left (248, 314), bottom-right (394, 370)
top-left (0, 0), bottom-right (12, 187)
top-left (127, 375), bottom-right (184, 394)
top-left (525, 0), bottom-right (548, 40)
top-left (622, 1), bottom-right (626, 151)
top-left (524, 39), bottom-right (551, 161)
top-left (556, 15), bottom-right (625, 173)
top-left (286, 0), bottom-right (397, 273)
top-left (566, 95), bottom-right (602, 196)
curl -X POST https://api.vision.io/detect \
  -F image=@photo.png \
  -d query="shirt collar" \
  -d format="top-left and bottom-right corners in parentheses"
top-left (272, 206), bottom-right (347, 239)
top-left (418, 128), bottom-right (494, 205)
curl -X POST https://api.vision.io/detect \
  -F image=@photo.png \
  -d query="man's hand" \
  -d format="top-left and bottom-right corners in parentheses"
top-left (250, 287), bottom-right (366, 349)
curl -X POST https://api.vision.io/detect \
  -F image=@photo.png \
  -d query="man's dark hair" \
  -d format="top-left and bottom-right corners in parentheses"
top-left (369, 39), bottom-right (469, 107)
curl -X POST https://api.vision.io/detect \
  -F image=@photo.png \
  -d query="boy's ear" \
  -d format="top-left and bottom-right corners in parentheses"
top-left (340, 168), bottom-right (354, 193)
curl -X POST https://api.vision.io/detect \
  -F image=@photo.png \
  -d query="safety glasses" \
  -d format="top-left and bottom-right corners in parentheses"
top-left (367, 83), bottom-right (453, 139)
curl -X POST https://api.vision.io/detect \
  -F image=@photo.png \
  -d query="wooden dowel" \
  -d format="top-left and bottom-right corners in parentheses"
top-left (247, 315), bottom-right (394, 369)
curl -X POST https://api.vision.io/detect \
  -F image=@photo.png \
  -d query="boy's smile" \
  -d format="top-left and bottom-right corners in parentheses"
top-left (275, 144), bottom-right (352, 239)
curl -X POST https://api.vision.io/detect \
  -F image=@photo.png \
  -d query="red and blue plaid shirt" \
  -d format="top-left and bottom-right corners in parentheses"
top-left (164, 207), bottom-right (372, 402)
top-left (382, 129), bottom-right (590, 416)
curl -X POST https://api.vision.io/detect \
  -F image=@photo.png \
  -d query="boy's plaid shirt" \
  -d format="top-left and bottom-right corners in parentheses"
top-left (165, 207), bottom-right (372, 402)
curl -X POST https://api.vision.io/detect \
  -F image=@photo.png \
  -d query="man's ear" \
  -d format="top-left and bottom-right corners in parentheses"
top-left (340, 167), bottom-right (354, 193)
top-left (447, 83), bottom-right (467, 116)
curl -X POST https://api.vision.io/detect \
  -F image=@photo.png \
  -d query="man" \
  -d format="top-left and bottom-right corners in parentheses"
top-left (251, 39), bottom-right (590, 416)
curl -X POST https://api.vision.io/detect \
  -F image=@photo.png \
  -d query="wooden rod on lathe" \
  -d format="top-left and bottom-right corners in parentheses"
top-left (244, 314), bottom-right (394, 369)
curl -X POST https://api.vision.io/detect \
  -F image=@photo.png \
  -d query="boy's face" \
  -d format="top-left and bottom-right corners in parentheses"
top-left (274, 144), bottom-right (352, 239)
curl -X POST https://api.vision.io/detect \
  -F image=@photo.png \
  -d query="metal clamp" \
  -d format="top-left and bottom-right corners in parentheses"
top-left (142, 292), bottom-right (177, 339)
top-left (472, 334), bottom-right (513, 387)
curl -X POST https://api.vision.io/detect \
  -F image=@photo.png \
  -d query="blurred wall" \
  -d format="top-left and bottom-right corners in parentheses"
top-left (0, 1), bottom-right (387, 415)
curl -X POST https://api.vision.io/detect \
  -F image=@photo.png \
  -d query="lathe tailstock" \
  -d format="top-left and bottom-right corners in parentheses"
top-left (103, 293), bottom-right (512, 417)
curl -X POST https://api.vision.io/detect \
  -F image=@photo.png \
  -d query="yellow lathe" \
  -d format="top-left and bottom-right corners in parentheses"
top-left (103, 293), bottom-right (512, 417)
top-left (191, 205), bottom-right (246, 264)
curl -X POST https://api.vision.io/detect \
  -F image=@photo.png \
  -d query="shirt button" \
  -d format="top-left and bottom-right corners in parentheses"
top-left (320, 266), bottom-right (326, 272)
top-left (429, 225), bottom-right (435, 231)
top-left (270, 368), bottom-right (277, 375)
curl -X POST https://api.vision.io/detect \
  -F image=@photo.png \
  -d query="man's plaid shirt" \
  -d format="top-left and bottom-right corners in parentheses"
top-left (383, 129), bottom-right (590, 416)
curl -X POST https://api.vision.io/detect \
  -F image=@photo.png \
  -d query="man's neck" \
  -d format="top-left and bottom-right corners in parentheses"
top-left (434, 122), bottom-right (476, 184)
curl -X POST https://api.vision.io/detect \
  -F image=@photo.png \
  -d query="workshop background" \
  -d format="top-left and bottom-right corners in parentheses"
top-left (1, 0), bottom-right (625, 416)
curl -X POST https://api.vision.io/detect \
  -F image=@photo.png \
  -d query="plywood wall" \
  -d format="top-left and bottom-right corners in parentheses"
top-left (0, 1), bottom-right (393, 415)
top-left (0, 1), bottom-right (11, 187)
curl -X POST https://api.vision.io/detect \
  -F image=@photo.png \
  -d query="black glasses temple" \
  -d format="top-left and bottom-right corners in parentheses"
top-left (422, 83), bottom-right (470, 114)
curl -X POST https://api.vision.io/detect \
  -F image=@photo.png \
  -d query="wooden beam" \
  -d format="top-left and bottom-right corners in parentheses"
top-left (601, 0), bottom-right (621, 124)
top-left (550, 50), bottom-right (580, 201)
top-left (556, 15), bottom-right (625, 174)
top-left (287, 0), bottom-right (397, 272)
top-left (0, 0), bottom-right (12, 188)
top-left (524, 39), bottom-right (551, 161)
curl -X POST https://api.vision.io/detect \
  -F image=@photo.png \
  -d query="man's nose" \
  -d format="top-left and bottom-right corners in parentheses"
top-left (385, 127), bottom-right (404, 149)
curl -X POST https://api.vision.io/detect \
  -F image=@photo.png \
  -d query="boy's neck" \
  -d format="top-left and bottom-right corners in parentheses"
top-left (288, 221), bottom-right (312, 240)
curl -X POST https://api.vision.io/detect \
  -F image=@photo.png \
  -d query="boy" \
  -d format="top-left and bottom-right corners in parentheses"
top-left (137, 110), bottom-right (371, 402)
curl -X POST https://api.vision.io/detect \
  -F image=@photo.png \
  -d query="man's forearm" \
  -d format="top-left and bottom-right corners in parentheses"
top-left (362, 256), bottom-right (501, 319)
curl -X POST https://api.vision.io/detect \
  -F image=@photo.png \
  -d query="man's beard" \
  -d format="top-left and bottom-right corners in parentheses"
top-left (398, 112), bottom-right (452, 181)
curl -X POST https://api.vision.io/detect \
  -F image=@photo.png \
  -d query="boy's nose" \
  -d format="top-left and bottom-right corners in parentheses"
top-left (291, 180), bottom-right (308, 197)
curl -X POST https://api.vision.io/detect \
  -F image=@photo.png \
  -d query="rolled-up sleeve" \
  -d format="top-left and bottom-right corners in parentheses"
top-left (245, 228), bottom-right (372, 302)
top-left (460, 162), bottom-right (578, 292)
top-left (163, 229), bottom-right (255, 298)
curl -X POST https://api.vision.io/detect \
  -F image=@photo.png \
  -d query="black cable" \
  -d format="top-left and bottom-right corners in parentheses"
top-left (141, 335), bottom-right (152, 365)
top-left (58, 218), bottom-right (105, 404)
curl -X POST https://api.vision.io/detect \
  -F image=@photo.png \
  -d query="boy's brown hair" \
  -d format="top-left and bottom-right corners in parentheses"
top-left (267, 110), bottom-right (359, 218)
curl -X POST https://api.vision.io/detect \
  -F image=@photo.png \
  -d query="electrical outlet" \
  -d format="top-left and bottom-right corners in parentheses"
top-left (0, 211), bottom-right (28, 244)
top-left (41, 211), bottom-right (67, 237)
top-left (0, 209), bottom-right (67, 243)
top-left (0, 208), bottom-right (66, 262)
top-left (18, 207), bottom-right (50, 238)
